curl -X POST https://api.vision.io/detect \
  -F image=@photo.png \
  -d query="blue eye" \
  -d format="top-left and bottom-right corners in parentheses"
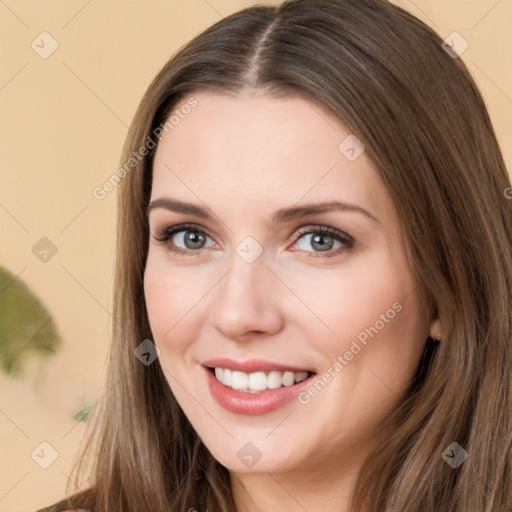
top-left (293, 226), bottom-right (353, 257)
top-left (153, 224), bottom-right (215, 255)
top-left (152, 223), bottom-right (354, 258)
top-left (172, 230), bottom-right (215, 250)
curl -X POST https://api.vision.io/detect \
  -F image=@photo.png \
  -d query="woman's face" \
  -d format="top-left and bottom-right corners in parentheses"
top-left (144, 90), bottom-right (432, 476)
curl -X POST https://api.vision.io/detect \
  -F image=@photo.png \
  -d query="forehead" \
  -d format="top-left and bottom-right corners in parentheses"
top-left (151, 91), bottom-right (391, 224)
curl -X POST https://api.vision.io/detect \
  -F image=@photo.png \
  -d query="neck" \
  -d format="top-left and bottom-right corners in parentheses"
top-left (230, 451), bottom-right (366, 512)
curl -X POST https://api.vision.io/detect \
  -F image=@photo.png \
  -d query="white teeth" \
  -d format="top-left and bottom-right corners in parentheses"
top-left (282, 371), bottom-right (295, 387)
top-left (267, 371), bottom-right (283, 389)
top-left (295, 372), bottom-right (308, 383)
top-left (213, 367), bottom-right (310, 392)
top-left (231, 370), bottom-right (248, 390)
top-left (248, 371), bottom-right (267, 391)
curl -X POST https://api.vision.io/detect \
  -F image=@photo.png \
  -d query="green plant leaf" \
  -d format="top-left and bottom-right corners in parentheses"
top-left (0, 265), bottom-right (62, 377)
top-left (72, 404), bottom-right (93, 423)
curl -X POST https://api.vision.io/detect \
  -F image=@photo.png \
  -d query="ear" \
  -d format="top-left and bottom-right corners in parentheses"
top-left (429, 318), bottom-right (442, 341)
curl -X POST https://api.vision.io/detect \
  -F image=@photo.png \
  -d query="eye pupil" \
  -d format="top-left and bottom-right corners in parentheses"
top-left (185, 231), bottom-right (205, 249)
top-left (311, 233), bottom-right (333, 251)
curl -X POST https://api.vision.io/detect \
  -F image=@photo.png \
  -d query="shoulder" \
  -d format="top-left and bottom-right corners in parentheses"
top-left (36, 492), bottom-right (94, 512)
top-left (35, 504), bottom-right (89, 512)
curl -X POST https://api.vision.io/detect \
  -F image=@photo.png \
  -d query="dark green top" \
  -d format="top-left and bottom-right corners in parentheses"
top-left (35, 499), bottom-right (83, 512)
top-left (35, 505), bottom-right (60, 512)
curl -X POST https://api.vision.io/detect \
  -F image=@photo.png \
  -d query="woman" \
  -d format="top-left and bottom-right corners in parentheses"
top-left (38, 0), bottom-right (512, 510)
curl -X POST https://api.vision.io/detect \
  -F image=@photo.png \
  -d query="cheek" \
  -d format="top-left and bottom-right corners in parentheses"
top-left (286, 251), bottom-right (426, 377)
top-left (282, 253), bottom-right (409, 337)
top-left (143, 254), bottom-right (207, 357)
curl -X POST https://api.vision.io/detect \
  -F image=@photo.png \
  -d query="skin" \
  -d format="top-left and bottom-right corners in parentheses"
top-left (144, 90), bottom-right (441, 512)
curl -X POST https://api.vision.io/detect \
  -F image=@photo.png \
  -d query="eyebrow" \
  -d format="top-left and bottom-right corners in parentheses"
top-left (146, 197), bottom-right (379, 225)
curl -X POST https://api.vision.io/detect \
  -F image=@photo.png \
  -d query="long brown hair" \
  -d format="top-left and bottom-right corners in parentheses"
top-left (62, 1), bottom-right (512, 510)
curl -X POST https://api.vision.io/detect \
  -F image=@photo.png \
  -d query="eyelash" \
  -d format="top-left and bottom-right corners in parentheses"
top-left (152, 223), bottom-right (354, 258)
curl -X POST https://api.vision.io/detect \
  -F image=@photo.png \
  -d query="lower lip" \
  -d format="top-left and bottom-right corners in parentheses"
top-left (203, 366), bottom-right (316, 416)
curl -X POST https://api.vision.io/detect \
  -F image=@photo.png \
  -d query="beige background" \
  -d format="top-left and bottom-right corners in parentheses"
top-left (1, 1), bottom-right (510, 510)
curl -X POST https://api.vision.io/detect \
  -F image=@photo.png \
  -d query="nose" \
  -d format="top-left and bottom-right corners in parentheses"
top-left (209, 253), bottom-right (285, 341)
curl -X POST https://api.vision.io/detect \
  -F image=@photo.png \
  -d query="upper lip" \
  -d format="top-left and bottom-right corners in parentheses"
top-left (202, 358), bottom-right (315, 374)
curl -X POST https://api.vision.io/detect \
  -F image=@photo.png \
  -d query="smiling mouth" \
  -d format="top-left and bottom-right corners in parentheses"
top-left (206, 366), bottom-right (316, 393)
